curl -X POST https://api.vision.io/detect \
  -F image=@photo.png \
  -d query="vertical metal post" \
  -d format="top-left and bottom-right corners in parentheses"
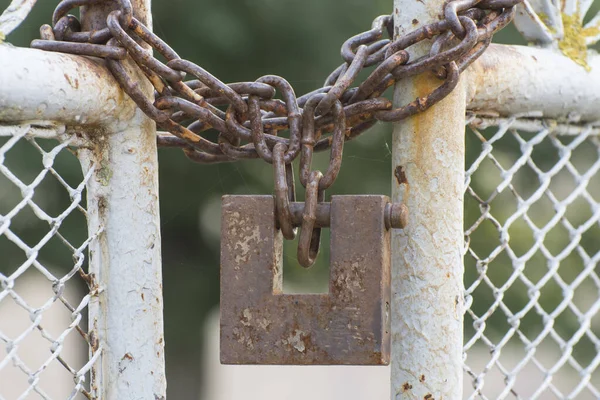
top-left (78, 0), bottom-right (167, 398)
top-left (391, 0), bottom-right (466, 398)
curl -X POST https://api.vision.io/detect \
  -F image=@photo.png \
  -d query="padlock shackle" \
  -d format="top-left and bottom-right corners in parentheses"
top-left (288, 201), bottom-right (408, 229)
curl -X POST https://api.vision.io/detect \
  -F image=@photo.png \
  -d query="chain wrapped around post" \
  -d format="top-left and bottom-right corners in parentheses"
top-left (31, 0), bottom-right (522, 266)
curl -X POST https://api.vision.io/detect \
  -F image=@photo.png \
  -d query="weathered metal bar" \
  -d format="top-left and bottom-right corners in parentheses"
top-left (76, 0), bottom-right (167, 398)
top-left (287, 202), bottom-right (408, 229)
top-left (2, 43), bottom-right (600, 131)
top-left (391, 0), bottom-right (466, 398)
top-left (466, 43), bottom-right (600, 122)
top-left (0, 44), bottom-right (136, 128)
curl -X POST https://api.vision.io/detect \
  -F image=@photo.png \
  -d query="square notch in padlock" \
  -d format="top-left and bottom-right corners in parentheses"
top-left (220, 195), bottom-right (391, 365)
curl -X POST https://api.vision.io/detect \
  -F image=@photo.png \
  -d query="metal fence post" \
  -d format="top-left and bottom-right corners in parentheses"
top-left (77, 0), bottom-right (167, 398)
top-left (391, 0), bottom-right (466, 398)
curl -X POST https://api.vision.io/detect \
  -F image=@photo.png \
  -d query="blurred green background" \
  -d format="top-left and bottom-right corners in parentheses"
top-left (1, 0), bottom-right (599, 399)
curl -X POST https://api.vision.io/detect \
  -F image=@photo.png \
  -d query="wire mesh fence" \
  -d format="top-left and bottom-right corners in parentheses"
top-left (463, 115), bottom-right (600, 399)
top-left (0, 123), bottom-right (98, 400)
top-left (2, 118), bottom-right (600, 399)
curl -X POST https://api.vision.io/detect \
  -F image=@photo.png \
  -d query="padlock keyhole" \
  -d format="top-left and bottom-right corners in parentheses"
top-left (280, 232), bottom-right (330, 294)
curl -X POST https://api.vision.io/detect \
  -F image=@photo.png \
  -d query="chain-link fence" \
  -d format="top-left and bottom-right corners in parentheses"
top-left (3, 118), bottom-right (599, 400)
top-left (0, 123), bottom-right (98, 400)
top-left (463, 115), bottom-right (600, 399)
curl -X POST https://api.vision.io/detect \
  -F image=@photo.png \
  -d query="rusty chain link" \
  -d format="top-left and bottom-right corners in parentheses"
top-left (31, 0), bottom-right (521, 266)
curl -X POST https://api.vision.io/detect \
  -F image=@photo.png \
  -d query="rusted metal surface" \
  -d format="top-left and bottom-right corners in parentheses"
top-left (273, 143), bottom-right (297, 240)
top-left (220, 195), bottom-right (391, 365)
top-left (286, 202), bottom-right (408, 230)
top-left (32, 0), bottom-right (522, 165)
top-left (296, 171), bottom-right (324, 268)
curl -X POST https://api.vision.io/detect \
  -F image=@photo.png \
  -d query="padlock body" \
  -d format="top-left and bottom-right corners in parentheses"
top-left (220, 195), bottom-right (391, 365)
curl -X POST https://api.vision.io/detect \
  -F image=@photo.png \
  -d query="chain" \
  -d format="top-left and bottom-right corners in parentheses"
top-left (31, 0), bottom-right (521, 267)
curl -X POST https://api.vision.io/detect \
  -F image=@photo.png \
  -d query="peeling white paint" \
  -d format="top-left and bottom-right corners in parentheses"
top-left (69, 1), bottom-right (166, 398)
top-left (391, 0), bottom-right (466, 398)
top-left (467, 44), bottom-right (600, 122)
top-left (0, 44), bottom-right (138, 130)
top-left (287, 330), bottom-right (307, 353)
top-left (79, 110), bottom-right (166, 398)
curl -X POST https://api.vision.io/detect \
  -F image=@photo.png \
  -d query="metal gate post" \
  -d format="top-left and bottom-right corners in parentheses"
top-left (77, 0), bottom-right (167, 398)
top-left (391, 0), bottom-right (466, 398)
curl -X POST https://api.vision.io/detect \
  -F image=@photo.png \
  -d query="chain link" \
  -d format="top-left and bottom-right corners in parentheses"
top-left (31, 0), bottom-right (522, 266)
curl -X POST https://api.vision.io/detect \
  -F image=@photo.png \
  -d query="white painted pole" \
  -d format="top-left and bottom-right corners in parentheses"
top-left (390, 1), bottom-right (466, 399)
top-left (0, 44), bottom-right (137, 128)
top-left (466, 44), bottom-right (600, 121)
top-left (76, 0), bottom-right (167, 398)
top-left (80, 112), bottom-right (165, 399)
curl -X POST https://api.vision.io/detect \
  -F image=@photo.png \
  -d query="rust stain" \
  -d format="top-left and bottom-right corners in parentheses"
top-left (412, 72), bottom-right (435, 185)
top-left (97, 196), bottom-right (108, 217)
top-left (118, 352), bottom-right (134, 374)
top-left (63, 73), bottom-right (74, 89)
top-left (394, 165), bottom-right (408, 185)
top-left (89, 329), bottom-right (99, 352)
top-left (62, 73), bottom-right (80, 89)
top-left (410, 68), bottom-right (460, 196)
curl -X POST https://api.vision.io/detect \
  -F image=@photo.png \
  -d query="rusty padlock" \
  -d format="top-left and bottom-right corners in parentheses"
top-left (220, 195), bottom-right (406, 365)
